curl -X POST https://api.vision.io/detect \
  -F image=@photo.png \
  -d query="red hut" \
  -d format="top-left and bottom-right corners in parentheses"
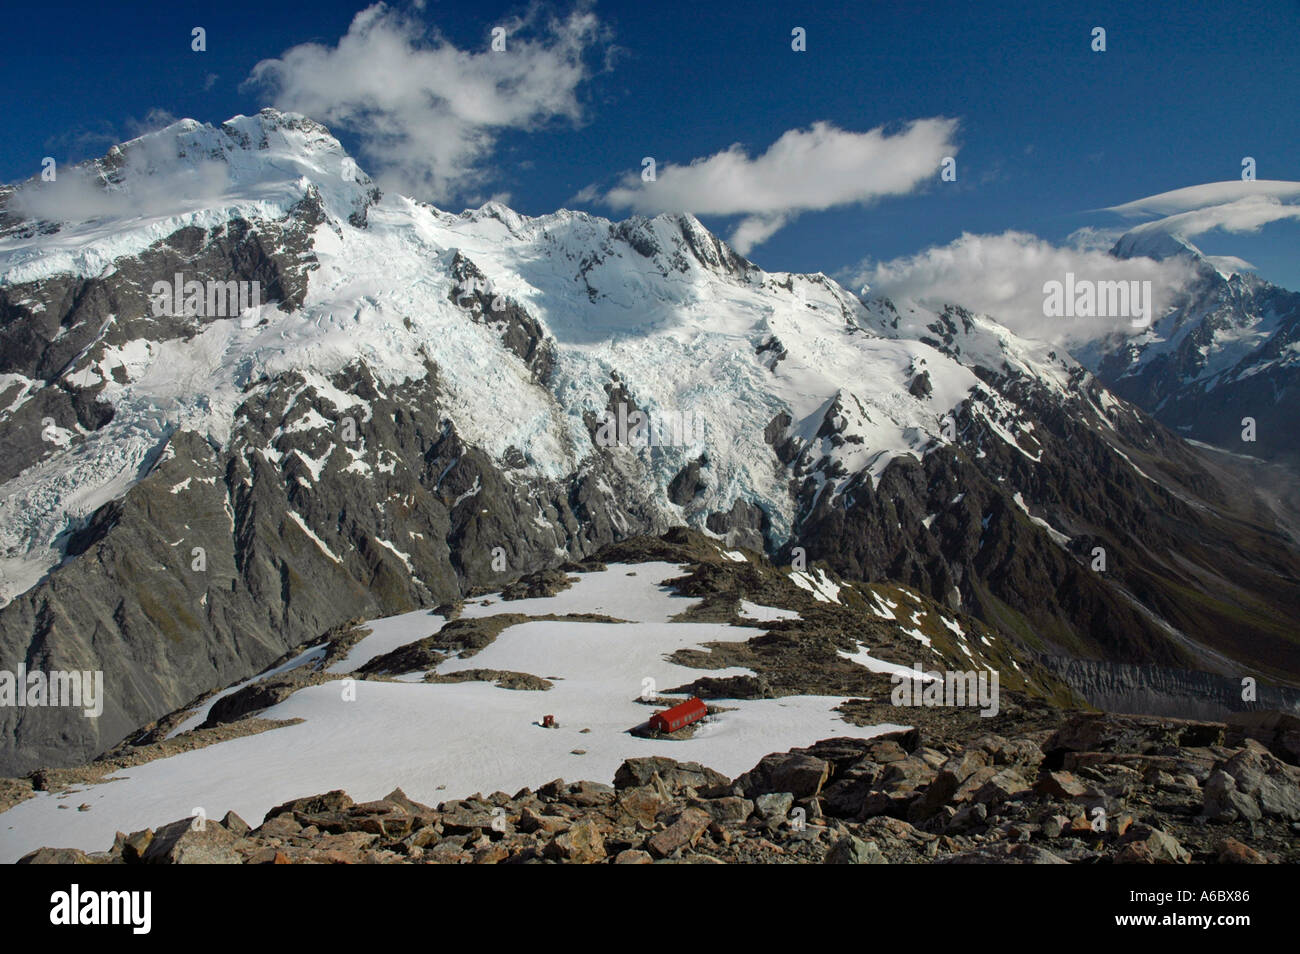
top-left (649, 697), bottom-right (707, 733)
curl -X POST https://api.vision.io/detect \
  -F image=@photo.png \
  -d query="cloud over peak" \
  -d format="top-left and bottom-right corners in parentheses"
top-left (596, 118), bottom-right (959, 253)
top-left (246, 3), bottom-right (608, 203)
top-left (1107, 179), bottom-right (1300, 241)
top-left (847, 230), bottom-right (1197, 347)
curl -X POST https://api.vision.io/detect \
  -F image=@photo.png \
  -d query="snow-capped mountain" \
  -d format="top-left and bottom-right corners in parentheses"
top-left (1079, 226), bottom-right (1300, 470)
top-left (2, 110), bottom-right (1298, 775)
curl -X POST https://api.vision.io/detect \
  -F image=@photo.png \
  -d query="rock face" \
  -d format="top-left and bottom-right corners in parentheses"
top-left (1034, 656), bottom-right (1300, 720)
top-left (785, 347), bottom-right (1300, 686)
top-left (3, 110), bottom-right (1300, 777)
top-left (18, 708), bottom-right (1300, 865)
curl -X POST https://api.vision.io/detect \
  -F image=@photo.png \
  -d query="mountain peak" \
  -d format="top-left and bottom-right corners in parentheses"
top-left (0, 109), bottom-right (378, 280)
top-left (1109, 226), bottom-right (1204, 263)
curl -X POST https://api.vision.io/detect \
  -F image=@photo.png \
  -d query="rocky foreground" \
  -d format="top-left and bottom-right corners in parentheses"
top-left (17, 707), bottom-right (1300, 864)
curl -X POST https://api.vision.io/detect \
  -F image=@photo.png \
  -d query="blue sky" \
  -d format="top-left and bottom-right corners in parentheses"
top-left (3, 0), bottom-right (1298, 289)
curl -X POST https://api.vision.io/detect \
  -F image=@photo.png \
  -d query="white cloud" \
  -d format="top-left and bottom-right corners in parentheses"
top-left (1126, 196), bottom-right (1300, 240)
top-left (729, 212), bottom-right (790, 253)
top-left (598, 119), bottom-right (959, 254)
top-left (1107, 180), bottom-right (1300, 218)
top-left (9, 130), bottom-right (230, 224)
top-left (847, 231), bottom-right (1197, 346)
top-left (844, 179), bottom-right (1300, 347)
top-left (124, 109), bottom-right (181, 139)
top-left (1204, 254), bottom-right (1256, 274)
top-left (1107, 180), bottom-right (1300, 240)
top-left (245, 3), bottom-right (607, 202)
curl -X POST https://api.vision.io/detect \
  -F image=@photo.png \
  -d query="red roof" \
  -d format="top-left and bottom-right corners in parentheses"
top-left (649, 697), bottom-right (707, 732)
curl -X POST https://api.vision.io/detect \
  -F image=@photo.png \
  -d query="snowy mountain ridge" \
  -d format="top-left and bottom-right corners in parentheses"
top-left (0, 108), bottom-right (1078, 607)
top-left (0, 111), bottom-right (375, 282)
top-left (1079, 220), bottom-right (1300, 464)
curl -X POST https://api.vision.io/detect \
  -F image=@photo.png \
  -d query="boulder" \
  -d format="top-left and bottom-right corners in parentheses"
top-left (952, 766), bottom-right (1000, 803)
top-left (820, 760), bottom-right (881, 817)
top-left (972, 769), bottom-right (1030, 805)
top-left (1041, 815), bottom-right (1071, 838)
top-left (439, 809), bottom-right (498, 837)
top-left (753, 792), bottom-right (794, 825)
top-left (824, 835), bottom-right (887, 864)
top-left (472, 843), bottom-right (509, 864)
top-left (518, 805), bottom-right (570, 835)
top-left (1216, 838), bottom-right (1266, 864)
top-left (647, 808), bottom-right (711, 858)
top-left (536, 778), bottom-right (567, 799)
top-left (143, 816), bottom-right (242, 864)
top-left (613, 757), bottom-right (730, 794)
top-left (947, 802), bottom-right (988, 833)
top-left (221, 811), bottom-right (251, 836)
top-left (544, 818), bottom-right (606, 862)
top-left (878, 755), bottom-right (937, 793)
top-left (255, 814), bottom-right (303, 839)
top-left (566, 781), bottom-right (615, 807)
top-left (613, 849), bottom-right (654, 864)
top-left (858, 790), bottom-right (917, 820)
top-left (122, 828), bottom-right (154, 863)
top-left (382, 787), bottom-right (436, 814)
top-left (908, 770), bottom-right (961, 824)
top-left (1225, 710), bottom-right (1300, 765)
top-left (1220, 741), bottom-right (1300, 820)
top-left (1035, 770), bottom-right (1088, 799)
top-left (264, 790), bottom-right (353, 820)
top-left (735, 752), bottom-right (831, 799)
top-left (1202, 769), bottom-right (1262, 823)
top-left (615, 787), bottom-right (667, 828)
top-left (940, 749), bottom-right (990, 782)
top-left (17, 847), bottom-right (95, 864)
top-left (696, 796), bottom-right (754, 826)
top-left (1116, 828), bottom-right (1190, 864)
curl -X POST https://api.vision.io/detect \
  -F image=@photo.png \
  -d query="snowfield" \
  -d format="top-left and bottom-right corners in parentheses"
top-left (0, 563), bottom-right (909, 862)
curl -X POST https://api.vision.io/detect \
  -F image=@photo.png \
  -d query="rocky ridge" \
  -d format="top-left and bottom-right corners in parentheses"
top-left (17, 708), bottom-right (1300, 865)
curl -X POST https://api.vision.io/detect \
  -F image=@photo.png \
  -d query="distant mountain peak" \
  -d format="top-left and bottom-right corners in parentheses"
top-left (1109, 226), bottom-right (1204, 263)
